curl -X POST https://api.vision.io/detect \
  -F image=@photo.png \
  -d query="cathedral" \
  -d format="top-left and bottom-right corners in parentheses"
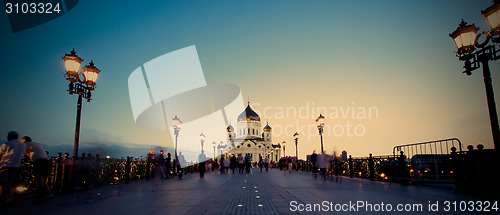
top-left (225, 103), bottom-right (279, 163)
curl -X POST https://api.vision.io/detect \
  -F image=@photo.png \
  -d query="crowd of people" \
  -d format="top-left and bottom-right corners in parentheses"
top-left (1, 131), bottom-right (179, 205)
top-left (0, 131), bottom-right (53, 205)
top-left (195, 153), bottom-right (271, 178)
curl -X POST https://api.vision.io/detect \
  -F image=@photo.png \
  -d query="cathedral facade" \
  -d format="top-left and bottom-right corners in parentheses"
top-left (225, 103), bottom-right (279, 163)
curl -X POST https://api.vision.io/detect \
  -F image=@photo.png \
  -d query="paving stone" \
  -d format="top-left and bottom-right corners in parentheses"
top-left (0, 169), bottom-right (496, 215)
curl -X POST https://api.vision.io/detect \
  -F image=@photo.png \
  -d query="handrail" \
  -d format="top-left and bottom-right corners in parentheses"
top-left (392, 138), bottom-right (463, 159)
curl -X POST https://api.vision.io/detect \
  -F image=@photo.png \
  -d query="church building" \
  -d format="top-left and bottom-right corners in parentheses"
top-left (225, 103), bottom-right (278, 163)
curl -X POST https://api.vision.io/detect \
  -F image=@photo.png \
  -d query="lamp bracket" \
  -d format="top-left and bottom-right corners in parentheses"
top-left (461, 43), bottom-right (500, 74)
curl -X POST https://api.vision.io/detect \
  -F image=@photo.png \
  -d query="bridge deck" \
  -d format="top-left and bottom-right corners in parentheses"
top-left (1, 168), bottom-right (496, 214)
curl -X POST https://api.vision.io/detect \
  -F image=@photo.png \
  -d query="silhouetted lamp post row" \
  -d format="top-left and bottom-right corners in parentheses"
top-left (316, 114), bottom-right (325, 154)
top-left (212, 141), bottom-right (216, 158)
top-left (449, 0), bottom-right (500, 150)
top-left (200, 133), bottom-right (206, 154)
top-left (218, 142), bottom-right (225, 157)
top-left (172, 116), bottom-right (182, 160)
top-left (293, 132), bottom-right (299, 159)
top-left (282, 141), bottom-right (286, 158)
top-left (62, 49), bottom-right (101, 158)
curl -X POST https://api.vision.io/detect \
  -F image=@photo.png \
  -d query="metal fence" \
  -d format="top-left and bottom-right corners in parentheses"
top-left (12, 156), bottom-right (201, 195)
top-left (392, 138), bottom-right (463, 158)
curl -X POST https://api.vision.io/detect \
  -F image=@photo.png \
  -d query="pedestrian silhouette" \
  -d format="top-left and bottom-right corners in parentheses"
top-left (0, 131), bottom-right (26, 205)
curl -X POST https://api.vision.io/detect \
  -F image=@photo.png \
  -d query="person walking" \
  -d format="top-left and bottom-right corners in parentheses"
top-left (264, 156), bottom-right (269, 172)
top-left (165, 153), bottom-right (171, 178)
top-left (317, 153), bottom-right (328, 181)
top-left (62, 152), bottom-right (73, 193)
top-left (21, 136), bottom-right (53, 201)
top-left (219, 156), bottom-right (225, 174)
top-left (287, 158), bottom-right (293, 173)
top-left (245, 154), bottom-right (252, 173)
top-left (198, 152), bottom-right (206, 178)
top-left (0, 131), bottom-right (26, 205)
top-left (311, 151), bottom-right (318, 178)
top-left (158, 150), bottom-right (166, 179)
top-left (224, 156), bottom-right (230, 174)
top-left (177, 152), bottom-right (186, 180)
top-left (258, 155), bottom-right (263, 172)
top-left (124, 156), bottom-right (131, 184)
top-left (54, 152), bottom-right (63, 193)
top-left (230, 155), bottom-right (237, 174)
top-left (368, 153), bottom-right (375, 181)
top-left (238, 154), bottom-right (244, 174)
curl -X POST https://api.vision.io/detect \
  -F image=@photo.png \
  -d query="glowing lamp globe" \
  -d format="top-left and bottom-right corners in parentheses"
top-left (62, 49), bottom-right (83, 79)
top-left (82, 61), bottom-right (100, 86)
top-left (449, 20), bottom-right (479, 56)
top-left (316, 114), bottom-right (325, 128)
top-left (172, 116), bottom-right (182, 129)
top-left (482, 0), bottom-right (500, 35)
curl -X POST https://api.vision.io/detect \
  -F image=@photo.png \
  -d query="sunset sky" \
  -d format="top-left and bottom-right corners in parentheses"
top-left (0, 0), bottom-right (498, 160)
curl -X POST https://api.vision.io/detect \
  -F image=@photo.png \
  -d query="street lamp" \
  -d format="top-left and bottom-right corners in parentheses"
top-left (282, 141), bottom-right (286, 159)
top-left (293, 132), bottom-right (299, 159)
top-left (316, 114), bottom-right (325, 154)
top-left (212, 141), bottom-right (216, 158)
top-left (62, 49), bottom-right (101, 158)
top-left (218, 142), bottom-right (225, 157)
top-left (172, 116), bottom-right (182, 160)
top-left (450, 0), bottom-right (500, 151)
top-left (482, 0), bottom-right (500, 36)
top-left (200, 133), bottom-right (206, 154)
top-left (275, 147), bottom-right (279, 161)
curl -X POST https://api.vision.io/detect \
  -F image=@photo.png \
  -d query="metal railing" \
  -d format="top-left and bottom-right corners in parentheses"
top-left (12, 156), bottom-right (201, 196)
top-left (393, 138), bottom-right (463, 158)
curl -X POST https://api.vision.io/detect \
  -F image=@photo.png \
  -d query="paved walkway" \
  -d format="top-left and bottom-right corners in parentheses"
top-left (1, 168), bottom-right (498, 215)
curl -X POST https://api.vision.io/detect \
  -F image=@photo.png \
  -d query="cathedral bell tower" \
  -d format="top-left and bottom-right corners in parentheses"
top-left (226, 124), bottom-right (235, 147)
top-left (263, 122), bottom-right (272, 143)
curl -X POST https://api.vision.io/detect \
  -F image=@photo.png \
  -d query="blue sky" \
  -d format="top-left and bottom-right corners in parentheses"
top-left (0, 0), bottom-right (498, 159)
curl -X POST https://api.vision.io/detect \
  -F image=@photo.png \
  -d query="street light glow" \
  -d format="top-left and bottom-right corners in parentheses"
top-left (316, 114), bottom-right (325, 128)
top-left (172, 115), bottom-right (182, 129)
top-left (62, 49), bottom-right (83, 78)
top-left (449, 20), bottom-right (479, 55)
top-left (82, 61), bottom-right (101, 86)
top-left (482, 0), bottom-right (500, 35)
top-left (15, 186), bottom-right (28, 193)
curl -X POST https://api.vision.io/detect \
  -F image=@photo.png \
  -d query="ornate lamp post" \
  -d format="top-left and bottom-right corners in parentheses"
top-left (294, 132), bottom-right (299, 159)
top-left (275, 147), bottom-right (279, 161)
top-left (217, 142), bottom-right (226, 157)
top-left (316, 114), bottom-right (325, 154)
top-left (212, 141), bottom-right (216, 158)
top-left (282, 141), bottom-right (286, 159)
top-left (62, 49), bottom-right (101, 158)
top-left (450, 0), bottom-right (500, 151)
top-left (200, 133), bottom-right (206, 154)
top-left (172, 116), bottom-right (182, 160)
